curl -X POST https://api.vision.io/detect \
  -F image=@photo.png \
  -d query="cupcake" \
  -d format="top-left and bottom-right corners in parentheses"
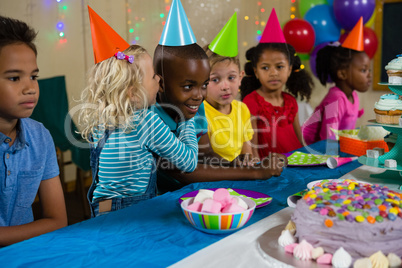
top-left (385, 54), bottom-right (402, 84)
top-left (374, 94), bottom-right (402, 124)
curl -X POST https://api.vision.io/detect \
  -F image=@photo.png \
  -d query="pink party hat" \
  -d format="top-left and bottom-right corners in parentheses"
top-left (327, 157), bottom-right (358, 169)
top-left (260, 8), bottom-right (286, 43)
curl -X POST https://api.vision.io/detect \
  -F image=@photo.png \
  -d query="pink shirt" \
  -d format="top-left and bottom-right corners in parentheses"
top-left (302, 87), bottom-right (364, 145)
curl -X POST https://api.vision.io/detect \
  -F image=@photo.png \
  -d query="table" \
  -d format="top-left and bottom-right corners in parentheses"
top-left (172, 165), bottom-right (402, 268)
top-left (0, 140), bottom-right (362, 267)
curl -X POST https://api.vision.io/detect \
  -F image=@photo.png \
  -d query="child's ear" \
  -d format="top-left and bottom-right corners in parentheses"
top-left (127, 86), bottom-right (136, 102)
top-left (239, 70), bottom-right (245, 86)
top-left (337, 69), bottom-right (348, 80)
top-left (253, 67), bottom-right (258, 80)
top-left (158, 75), bottom-right (164, 93)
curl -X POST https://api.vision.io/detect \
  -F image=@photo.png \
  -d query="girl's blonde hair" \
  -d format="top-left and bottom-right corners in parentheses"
top-left (79, 45), bottom-right (148, 142)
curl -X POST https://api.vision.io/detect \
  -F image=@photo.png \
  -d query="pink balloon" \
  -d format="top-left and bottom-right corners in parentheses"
top-left (283, 19), bottom-right (315, 53)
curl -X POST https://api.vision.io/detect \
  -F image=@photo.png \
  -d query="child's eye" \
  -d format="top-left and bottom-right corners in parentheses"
top-left (262, 66), bottom-right (269, 70)
top-left (211, 78), bottom-right (219, 83)
top-left (202, 83), bottom-right (209, 89)
top-left (228, 76), bottom-right (236, 81)
top-left (31, 75), bottom-right (39, 80)
top-left (183, 85), bottom-right (192, 90)
top-left (8, 76), bottom-right (19, 82)
top-left (277, 65), bottom-right (284, 69)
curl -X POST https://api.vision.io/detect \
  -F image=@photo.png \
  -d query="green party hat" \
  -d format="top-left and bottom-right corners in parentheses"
top-left (208, 12), bottom-right (238, 57)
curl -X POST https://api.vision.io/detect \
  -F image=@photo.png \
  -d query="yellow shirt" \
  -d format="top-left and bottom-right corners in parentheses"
top-left (204, 100), bottom-right (254, 161)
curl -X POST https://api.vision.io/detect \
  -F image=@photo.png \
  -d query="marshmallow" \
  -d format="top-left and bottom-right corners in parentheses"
top-left (221, 202), bottom-right (245, 213)
top-left (201, 199), bottom-right (222, 213)
top-left (384, 159), bottom-right (397, 168)
top-left (193, 189), bottom-right (214, 203)
top-left (317, 253), bottom-right (333, 264)
top-left (373, 147), bottom-right (385, 156)
top-left (366, 149), bottom-right (379, 159)
top-left (186, 201), bottom-right (202, 212)
top-left (213, 188), bottom-right (232, 207)
top-left (230, 196), bottom-right (248, 210)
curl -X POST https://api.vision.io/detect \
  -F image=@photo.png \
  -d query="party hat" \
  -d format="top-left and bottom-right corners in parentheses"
top-left (159, 0), bottom-right (196, 46)
top-left (208, 12), bottom-right (238, 57)
top-left (260, 8), bottom-right (286, 43)
top-left (88, 6), bottom-right (130, 64)
top-left (341, 17), bottom-right (364, 51)
top-left (327, 156), bottom-right (358, 169)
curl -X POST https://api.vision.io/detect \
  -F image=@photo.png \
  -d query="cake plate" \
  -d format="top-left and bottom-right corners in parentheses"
top-left (358, 84), bottom-right (402, 188)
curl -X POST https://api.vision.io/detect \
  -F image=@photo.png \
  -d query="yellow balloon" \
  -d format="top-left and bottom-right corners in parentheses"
top-left (365, 9), bottom-right (376, 28)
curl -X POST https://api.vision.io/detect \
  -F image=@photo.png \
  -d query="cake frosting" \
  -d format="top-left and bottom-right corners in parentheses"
top-left (374, 94), bottom-right (402, 111)
top-left (291, 180), bottom-right (402, 262)
top-left (385, 55), bottom-right (402, 70)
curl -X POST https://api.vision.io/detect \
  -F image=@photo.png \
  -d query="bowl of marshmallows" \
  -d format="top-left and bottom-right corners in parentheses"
top-left (180, 188), bottom-right (256, 234)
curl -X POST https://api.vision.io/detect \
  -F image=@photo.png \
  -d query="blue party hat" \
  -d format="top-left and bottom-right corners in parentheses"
top-left (159, 0), bottom-right (196, 46)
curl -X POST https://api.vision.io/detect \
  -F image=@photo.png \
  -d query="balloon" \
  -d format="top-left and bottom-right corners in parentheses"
top-left (365, 9), bottom-right (376, 28)
top-left (333, 0), bottom-right (375, 31)
top-left (362, 26), bottom-right (378, 59)
top-left (283, 19), bottom-right (315, 53)
top-left (309, 42), bottom-right (331, 81)
top-left (304, 5), bottom-right (342, 46)
top-left (299, 0), bottom-right (329, 18)
top-left (339, 27), bottom-right (378, 58)
top-left (298, 53), bottom-right (310, 61)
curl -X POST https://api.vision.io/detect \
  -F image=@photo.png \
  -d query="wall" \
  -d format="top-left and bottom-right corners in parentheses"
top-left (0, 0), bottom-right (386, 134)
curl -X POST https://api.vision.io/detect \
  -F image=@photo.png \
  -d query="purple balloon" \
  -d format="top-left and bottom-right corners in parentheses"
top-left (309, 42), bottom-right (332, 83)
top-left (333, 0), bottom-right (375, 31)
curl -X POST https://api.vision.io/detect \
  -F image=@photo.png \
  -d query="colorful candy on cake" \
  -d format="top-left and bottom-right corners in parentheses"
top-left (385, 54), bottom-right (402, 85)
top-left (374, 94), bottom-right (402, 124)
top-left (279, 179), bottom-right (402, 267)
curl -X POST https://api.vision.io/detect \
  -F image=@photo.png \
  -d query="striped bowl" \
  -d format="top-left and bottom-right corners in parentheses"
top-left (180, 196), bottom-right (256, 234)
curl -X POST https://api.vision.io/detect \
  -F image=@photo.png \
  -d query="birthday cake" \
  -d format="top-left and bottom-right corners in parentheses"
top-left (374, 94), bottom-right (402, 124)
top-left (280, 180), bottom-right (402, 267)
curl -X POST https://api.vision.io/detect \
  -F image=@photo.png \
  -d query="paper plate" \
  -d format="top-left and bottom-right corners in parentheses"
top-left (179, 188), bottom-right (272, 208)
top-left (286, 151), bottom-right (338, 167)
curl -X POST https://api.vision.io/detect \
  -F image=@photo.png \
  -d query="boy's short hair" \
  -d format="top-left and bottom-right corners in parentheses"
top-left (203, 44), bottom-right (241, 71)
top-left (154, 43), bottom-right (208, 74)
top-left (0, 15), bottom-right (38, 55)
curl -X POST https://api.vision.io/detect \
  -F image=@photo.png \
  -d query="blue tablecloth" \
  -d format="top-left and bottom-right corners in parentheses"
top-left (0, 140), bottom-right (361, 267)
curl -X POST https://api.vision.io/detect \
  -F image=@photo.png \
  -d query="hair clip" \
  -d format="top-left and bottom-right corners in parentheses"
top-left (114, 51), bottom-right (134, 64)
top-left (328, 41), bottom-right (341, 47)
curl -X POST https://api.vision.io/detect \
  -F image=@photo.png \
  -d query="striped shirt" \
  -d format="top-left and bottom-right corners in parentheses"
top-left (92, 110), bottom-right (198, 201)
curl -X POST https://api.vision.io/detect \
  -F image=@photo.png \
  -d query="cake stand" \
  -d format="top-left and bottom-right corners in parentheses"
top-left (358, 84), bottom-right (402, 188)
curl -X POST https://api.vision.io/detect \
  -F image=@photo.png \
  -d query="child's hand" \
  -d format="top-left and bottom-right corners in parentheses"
top-left (257, 153), bottom-right (287, 178)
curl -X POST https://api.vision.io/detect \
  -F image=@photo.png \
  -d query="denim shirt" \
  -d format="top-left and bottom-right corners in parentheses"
top-left (0, 118), bottom-right (59, 226)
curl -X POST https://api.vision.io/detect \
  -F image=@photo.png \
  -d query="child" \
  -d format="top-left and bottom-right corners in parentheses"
top-left (153, 2), bottom-right (286, 193)
top-left (302, 18), bottom-right (370, 145)
top-left (240, 9), bottom-right (313, 158)
top-left (79, 7), bottom-right (198, 217)
top-left (0, 16), bottom-right (67, 246)
top-left (203, 13), bottom-right (257, 163)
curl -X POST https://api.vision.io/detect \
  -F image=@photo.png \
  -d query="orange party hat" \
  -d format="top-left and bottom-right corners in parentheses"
top-left (341, 17), bottom-right (364, 51)
top-left (260, 8), bottom-right (286, 43)
top-left (88, 6), bottom-right (130, 64)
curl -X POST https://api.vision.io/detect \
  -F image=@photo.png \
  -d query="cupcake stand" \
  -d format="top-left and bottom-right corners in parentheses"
top-left (358, 84), bottom-right (402, 187)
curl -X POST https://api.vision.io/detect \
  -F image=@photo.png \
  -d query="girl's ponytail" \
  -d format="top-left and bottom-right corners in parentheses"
top-left (286, 53), bottom-right (314, 101)
top-left (240, 46), bottom-right (261, 100)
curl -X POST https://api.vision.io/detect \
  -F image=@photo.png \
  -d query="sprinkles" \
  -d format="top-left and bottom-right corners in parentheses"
top-left (302, 179), bottom-right (402, 228)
